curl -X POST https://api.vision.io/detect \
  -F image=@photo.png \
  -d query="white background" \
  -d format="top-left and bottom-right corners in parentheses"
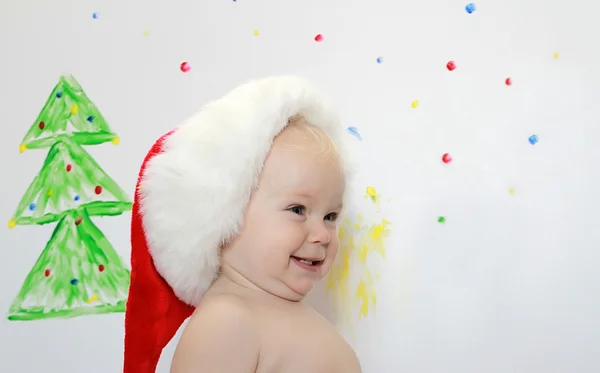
top-left (1, 0), bottom-right (600, 372)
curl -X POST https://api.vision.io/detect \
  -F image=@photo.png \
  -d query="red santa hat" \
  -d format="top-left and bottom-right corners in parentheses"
top-left (122, 76), bottom-right (355, 372)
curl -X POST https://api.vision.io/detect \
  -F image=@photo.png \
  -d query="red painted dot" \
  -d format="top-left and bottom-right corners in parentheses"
top-left (180, 62), bottom-right (191, 73)
top-left (442, 153), bottom-right (452, 164)
top-left (75, 217), bottom-right (83, 225)
top-left (99, 264), bottom-right (105, 272)
top-left (314, 34), bottom-right (323, 42)
top-left (95, 186), bottom-right (103, 194)
top-left (66, 164), bottom-right (72, 172)
top-left (446, 61), bottom-right (456, 71)
top-left (44, 269), bottom-right (51, 277)
top-left (39, 121), bottom-right (45, 130)
top-left (505, 77), bottom-right (512, 86)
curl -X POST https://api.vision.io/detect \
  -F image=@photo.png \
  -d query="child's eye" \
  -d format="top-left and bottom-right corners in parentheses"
top-left (288, 205), bottom-right (305, 215)
top-left (325, 213), bottom-right (338, 222)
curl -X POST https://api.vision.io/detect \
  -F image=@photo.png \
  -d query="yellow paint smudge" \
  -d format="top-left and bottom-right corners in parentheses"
top-left (112, 137), bottom-right (120, 145)
top-left (253, 29), bottom-right (260, 36)
top-left (19, 143), bottom-right (26, 153)
top-left (411, 100), bottom-right (419, 108)
top-left (327, 209), bottom-right (391, 333)
top-left (8, 218), bottom-right (16, 229)
top-left (87, 295), bottom-right (98, 303)
top-left (509, 187), bottom-right (514, 195)
top-left (553, 52), bottom-right (560, 59)
top-left (71, 104), bottom-right (78, 115)
top-left (364, 186), bottom-right (381, 205)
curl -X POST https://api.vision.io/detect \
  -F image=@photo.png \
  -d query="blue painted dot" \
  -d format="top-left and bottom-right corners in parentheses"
top-left (528, 134), bottom-right (538, 145)
top-left (29, 203), bottom-right (36, 211)
top-left (74, 195), bottom-right (80, 202)
top-left (56, 91), bottom-right (63, 98)
top-left (346, 126), bottom-right (362, 141)
top-left (466, 3), bottom-right (476, 13)
top-left (70, 278), bottom-right (79, 285)
top-left (92, 12), bottom-right (99, 19)
top-left (87, 116), bottom-right (94, 122)
top-left (376, 57), bottom-right (383, 63)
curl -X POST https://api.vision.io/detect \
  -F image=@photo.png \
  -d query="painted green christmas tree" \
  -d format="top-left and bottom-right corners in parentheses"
top-left (7, 74), bottom-right (132, 321)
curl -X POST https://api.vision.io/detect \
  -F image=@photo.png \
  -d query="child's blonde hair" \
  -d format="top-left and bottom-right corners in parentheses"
top-left (283, 115), bottom-right (341, 165)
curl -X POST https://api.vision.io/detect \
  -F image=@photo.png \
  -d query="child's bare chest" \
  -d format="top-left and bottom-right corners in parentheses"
top-left (254, 306), bottom-right (362, 373)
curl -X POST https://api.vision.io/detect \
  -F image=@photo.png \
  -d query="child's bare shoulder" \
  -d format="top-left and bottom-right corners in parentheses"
top-left (171, 294), bottom-right (260, 373)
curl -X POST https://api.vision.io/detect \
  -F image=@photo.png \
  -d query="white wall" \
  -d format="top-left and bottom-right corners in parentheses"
top-left (1, 0), bottom-right (600, 372)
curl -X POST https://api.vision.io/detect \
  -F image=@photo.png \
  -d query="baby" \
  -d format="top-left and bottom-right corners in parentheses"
top-left (123, 77), bottom-right (361, 373)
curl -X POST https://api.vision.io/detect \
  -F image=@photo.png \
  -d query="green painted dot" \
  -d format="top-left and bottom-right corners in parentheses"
top-left (437, 216), bottom-right (446, 223)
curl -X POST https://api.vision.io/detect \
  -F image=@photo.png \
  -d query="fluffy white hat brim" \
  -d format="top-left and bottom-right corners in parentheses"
top-left (139, 76), bottom-right (355, 306)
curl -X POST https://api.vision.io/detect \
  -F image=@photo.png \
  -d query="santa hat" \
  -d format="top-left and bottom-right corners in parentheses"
top-left (123, 76), bottom-right (355, 372)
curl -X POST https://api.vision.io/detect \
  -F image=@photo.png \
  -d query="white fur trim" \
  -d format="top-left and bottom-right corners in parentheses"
top-left (139, 76), bottom-right (356, 306)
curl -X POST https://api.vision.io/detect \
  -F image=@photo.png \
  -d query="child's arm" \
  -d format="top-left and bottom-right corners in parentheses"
top-left (170, 296), bottom-right (260, 373)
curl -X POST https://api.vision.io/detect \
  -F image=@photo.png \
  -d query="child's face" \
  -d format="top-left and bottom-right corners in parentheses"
top-left (221, 125), bottom-right (345, 301)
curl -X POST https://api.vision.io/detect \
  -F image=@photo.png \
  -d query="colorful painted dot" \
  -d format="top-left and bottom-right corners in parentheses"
top-left (47, 190), bottom-right (53, 197)
top-left (92, 12), bottom-right (99, 19)
top-left (112, 137), bottom-right (120, 145)
top-left (438, 216), bottom-right (446, 223)
top-left (29, 203), bottom-right (36, 211)
top-left (74, 195), bottom-right (80, 202)
top-left (446, 61), bottom-right (456, 71)
top-left (465, 3), bottom-right (476, 14)
top-left (366, 186), bottom-right (376, 197)
top-left (95, 185), bottom-right (103, 194)
top-left (528, 134), bottom-right (538, 145)
top-left (143, 30), bottom-right (149, 36)
top-left (44, 269), bottom-right (51, 277)
top-left (56, 91), bottom-right (62, 98)
top-left (75, 217), bottom-right (83, 225)
top-left (253, 29), bottom-right (260, 36)
top-left (19, 143), bottom-right (26, 153)
top-left (87, 295), bottom-right (99, 303)
top-left (71, 104), bottom-right (78, 115)
top-left (99, 264), bottom-right (105, 272)
top-left (442, 153), bottom-right (452, 164)
top-left (553, 52), bottom-right (560, 59)
top-left (38, 121), bottom-right (45, 130)
top-left (66, 164), bottom-right (72, 172)
top-left (505, 77), bottom-right (512, 86)
top-left (411, 100), bottom-right (419, 108)
top-left (180, 61), bottom-right (191, 73)
top-left (315, 34), bottom-right (324, 42)
top-left (87, 116), bottom-right (94, 122)
top-left (8, 218), bottom-right (16, 229)
top-left (509, 188), bottom-right (515, 195)
top-left (347, 126), bottom-right (362, 140)
top-left (376, 57), bottom-right (383, 63)
top-left (70, 278), bottom-right (79, 285)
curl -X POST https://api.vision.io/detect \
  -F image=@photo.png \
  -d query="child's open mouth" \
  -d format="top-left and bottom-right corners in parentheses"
top-left (291, 256), bottom-right (323, 272)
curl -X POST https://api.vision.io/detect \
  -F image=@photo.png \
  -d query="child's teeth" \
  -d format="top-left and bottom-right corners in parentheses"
top-left (299, 259), bottom-right (313, 265)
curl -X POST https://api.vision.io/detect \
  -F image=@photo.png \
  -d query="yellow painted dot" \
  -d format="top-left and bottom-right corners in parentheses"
top-left (411, 100), bottom-right (419, 108)
top-left (71, 104), bottom-right (78, 115)
top-left (366, 186), bottom-right (376, 197)
top-left (112, 137), bottom-right (120, 145)
top-left (19, 143), bottom-right (26, 153)
top-left (143, 30), bottom-right (149, 36)
top-left (87, 295), bottom-right (98, 303)
top-left (136, 185), bottom-right (143, 190)
top-left (47, 190), bottom-right (53, 197)
top-left (253, 29), bottom-right (260, 36)
top-left (509, 188), bottom-right (514, 195)
top-left (8, 218), bottom-right (16, 229)
top-left (553, 52), bottom-right (559, 59)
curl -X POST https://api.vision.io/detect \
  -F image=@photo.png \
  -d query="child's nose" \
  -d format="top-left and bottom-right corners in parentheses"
top-left (308, 221), bottom-right (331, 244)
